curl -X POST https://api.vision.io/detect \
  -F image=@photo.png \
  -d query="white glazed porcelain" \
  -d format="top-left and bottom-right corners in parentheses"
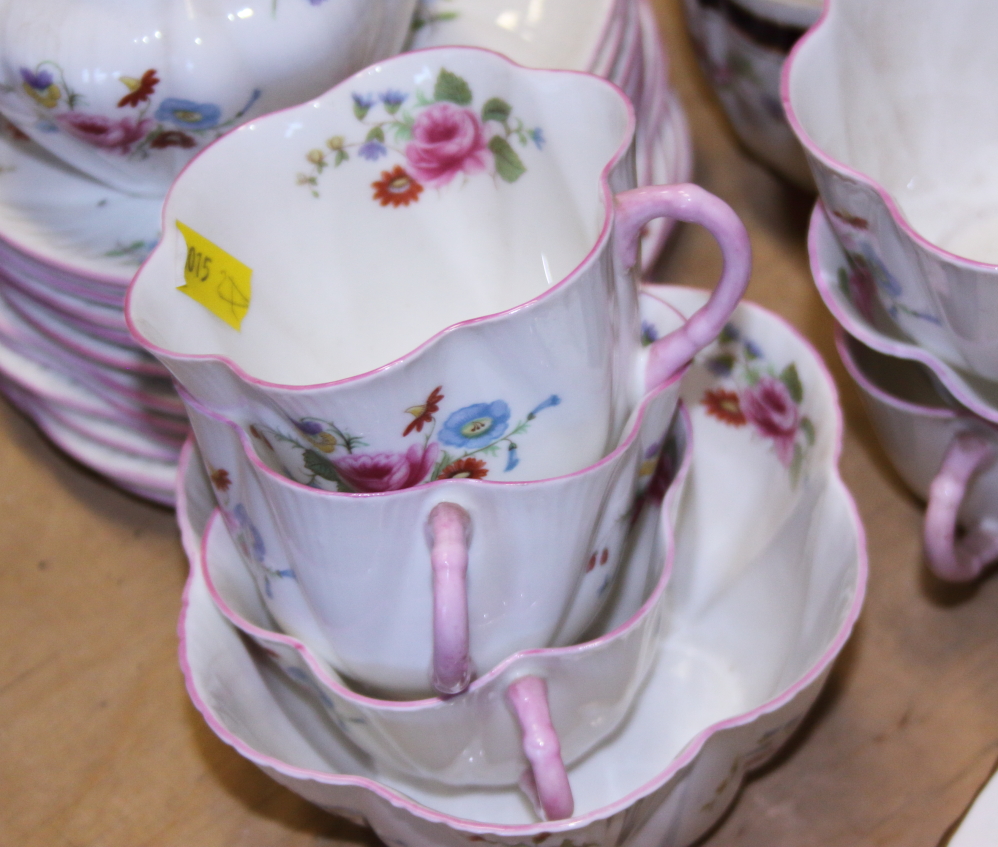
top-left (0, 281), bottom-right (183, 412)
top-left (684, 0), bottom-right (819, 189)
top-left (128, 47), bottom-right (750, 490)
top-left (0, 117), bottom-right (161, 285)
top-left (785, 0), bottom-right (998, 379)
top-left (0, 0), bottom-right (417, 197)
top-left (0, 2), bottom-right (694, 286)
top-left (180, 291), bottom-right (688, 699)
top-left (197, 401), bottom-right (688, 819)
top-left (836, 328), bottom-right (998, 583)
top-left (807, 201), bottom-right (998, 426)
top-left (177, 285), bottom-right (867, 841)
top-left (411, 0), bottom-right (695, 271)
top-left (410, 0), bottom-right (616, 74)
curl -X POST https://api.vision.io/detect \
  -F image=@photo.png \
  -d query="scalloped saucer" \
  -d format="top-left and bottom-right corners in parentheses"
top-left (177, 286), bottom-right (866, 842)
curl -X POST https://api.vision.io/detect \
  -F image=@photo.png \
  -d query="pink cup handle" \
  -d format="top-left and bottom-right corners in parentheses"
top-left (427, 502), bottom-right (473, 695)
top-left (615, 183), bottom-right (752, 391)
top-left (506, 675), bottom-right (574, 821)
top-left (924, 433), bottom-right (998, 582)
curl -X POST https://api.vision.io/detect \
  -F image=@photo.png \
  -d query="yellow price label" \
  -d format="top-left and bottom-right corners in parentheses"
top-left (175, 220), bottom-right (252, 331)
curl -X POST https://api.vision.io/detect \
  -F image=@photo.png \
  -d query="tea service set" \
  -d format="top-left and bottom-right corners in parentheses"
top-left (0, 0), bottom-right (881, 838)
top-left (176, 281), bottom-right (865, 841)
top-left (782, 0), bottom-right (998, 584)
top-left (121, 37), bottom-right (772, 818)
top-left (0, 0), bottom-right (692, 503)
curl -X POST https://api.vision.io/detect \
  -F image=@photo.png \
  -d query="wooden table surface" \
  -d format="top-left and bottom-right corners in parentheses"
top-left (3, 2), bottom-right (998, 844)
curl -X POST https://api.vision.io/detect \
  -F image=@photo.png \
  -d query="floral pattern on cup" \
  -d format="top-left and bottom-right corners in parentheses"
top-left (699, 324), bottom-right (815, 484)
top-left (830, 208), bottom-right (941, 328)
top-left (209, 465), bottom-right (295, 596)
top-left (254, 385), bottom-right (561, 492)
top-left (296, 67), bottom-right (544, 201)
top-left (5, 61), bottom-right (262, 159)
top-left (103, 238), bottom-right (160, 264)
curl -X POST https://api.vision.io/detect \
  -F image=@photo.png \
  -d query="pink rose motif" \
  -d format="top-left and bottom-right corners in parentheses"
top-left (334, 442), bottom-right (440, 493)
top-left (405, 102), bottom-right (490, 186)
top-left (55, 112), bottom-right (153, 154)
top-left (741, 377), bottom-right (800, 466)
top-left (847, 262), bottom-right (877, 324)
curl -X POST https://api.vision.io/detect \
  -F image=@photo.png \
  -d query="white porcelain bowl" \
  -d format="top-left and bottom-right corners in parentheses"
top-left (410, 0), bottom-right (616, 73)
top-left (177, 285), bottom-right (867, 841)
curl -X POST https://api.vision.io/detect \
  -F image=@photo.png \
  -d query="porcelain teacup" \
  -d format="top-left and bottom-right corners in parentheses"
top-left (179, 293), bottom-right (687, 700)
top-left (175, 286), bottom-right (866, 836)
top-left (836, 328), bottom-right (998, 582)
top-left (0, 0), bottom-right (417, 197)
top-left (126, 47), bottom-right (751, 492)
top-left (785, 0), bottom-right (998, 379)
top-left (195, 401), bottom-right (688, 820)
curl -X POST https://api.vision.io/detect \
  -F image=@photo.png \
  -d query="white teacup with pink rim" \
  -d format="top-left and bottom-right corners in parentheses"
top-left (179, 292), bottom-right (686, 700)
top-left (836, 328), bottom-right (998, 583)
top-left (195, 404), bottom-right (689, 820)
top-left (0, 0), bottom-right (418, 197)
top-left (126, 46), bottom-right (751, 492)
top-left (785, 0), bottom-right (998, 380)
top-left (174, 286), bottom-right (866, 836)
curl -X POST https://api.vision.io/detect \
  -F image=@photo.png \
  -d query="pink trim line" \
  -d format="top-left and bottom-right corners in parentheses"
top-left (806, 201), bottom-right (998, 426)
top-left (833, 327), bottom-right (957, 422)
top-left (175, 303), bottom-right (689, 501)
top-left (0, 218), bottom-right (138, 288)
top-left (195, 397), bottom-right (691, 713)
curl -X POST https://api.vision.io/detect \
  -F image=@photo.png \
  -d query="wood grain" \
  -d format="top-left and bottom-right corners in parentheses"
top-left (2, 2), bottom-right (997, 844)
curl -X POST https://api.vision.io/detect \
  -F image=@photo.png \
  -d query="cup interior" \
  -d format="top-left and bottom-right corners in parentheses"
top-left (129, 49), bottom-right (633, 386)
top-left (790, 0), bottom-right (998, 262)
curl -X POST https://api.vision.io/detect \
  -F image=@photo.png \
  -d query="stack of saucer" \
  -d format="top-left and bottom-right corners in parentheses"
top-left (0, 0), bottom-right (419, 503)
top-left (0, 118), bottom-right (182, 504)
top-left (785, 0), bottom-right (998, 581)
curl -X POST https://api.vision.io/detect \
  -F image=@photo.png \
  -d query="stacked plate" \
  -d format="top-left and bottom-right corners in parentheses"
top-left (0, 0), bottom-right (691, 505)
top-left (0, 118), bottom-right (183, 504)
